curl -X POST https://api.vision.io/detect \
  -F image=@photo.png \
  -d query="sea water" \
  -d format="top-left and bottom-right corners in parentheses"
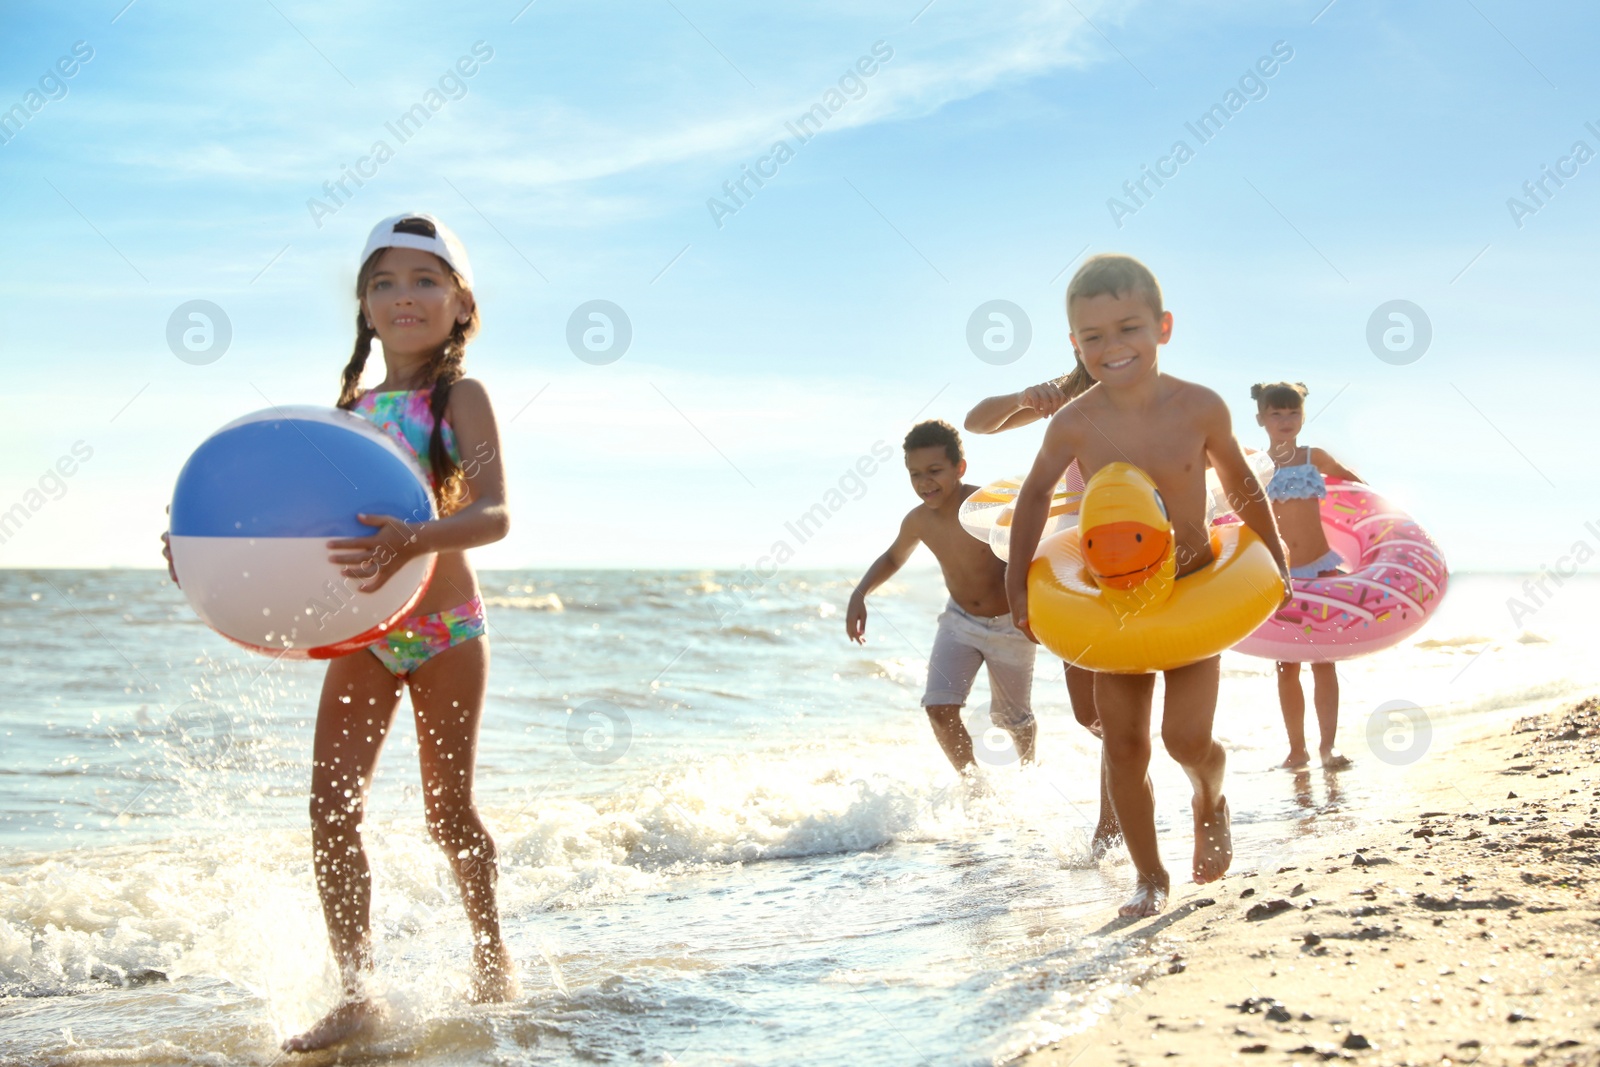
top-left (2, 568), bottom-right (1596, 1066)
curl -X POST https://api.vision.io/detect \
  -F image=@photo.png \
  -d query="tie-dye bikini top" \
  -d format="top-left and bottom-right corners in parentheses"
top-left (351, 388), bottom-right (460, 488)
top-left (1266, 446), bottom-right (1326, 502)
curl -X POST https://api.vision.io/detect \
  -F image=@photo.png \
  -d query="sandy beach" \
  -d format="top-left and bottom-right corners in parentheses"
top-left (1018, 694), bottom-right (1600, 1067)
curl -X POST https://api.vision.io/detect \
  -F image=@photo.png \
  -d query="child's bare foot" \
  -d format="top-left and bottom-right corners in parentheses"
top-left (281, 997), bottom-right (382, 1053)
top-left (1192, 796), bottom-right (1232, 884)
top-left (470, 941), bottom-right (520, 1003)
top-left (959, 767), bottom-right (995, 799)
top-left (1320, 748), bottom-right (1353, 770)
top-left (1118, 871), bottom-right (1170, 917)
top-left (1280, 749), bottom-right (1310, 769)
top-left (1090, 826), bottom-right (1122, 862)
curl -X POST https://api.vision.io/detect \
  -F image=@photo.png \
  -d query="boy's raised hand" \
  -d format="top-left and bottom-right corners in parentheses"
top-left (845, 592), bottom-right (868, 644)
top-left (1018, 380), bottom-right (1069, 416)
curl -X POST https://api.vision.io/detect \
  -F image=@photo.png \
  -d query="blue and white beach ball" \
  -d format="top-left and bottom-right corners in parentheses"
top-left (168, 405), bottom-right (437, 659)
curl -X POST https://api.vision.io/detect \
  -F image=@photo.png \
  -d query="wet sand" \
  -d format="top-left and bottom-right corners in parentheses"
top-left (1017, 695), bottom-right (1600, 1067)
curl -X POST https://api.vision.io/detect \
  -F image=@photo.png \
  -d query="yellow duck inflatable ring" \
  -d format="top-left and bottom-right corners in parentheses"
top-left (1027, 463), bottom-right (1285, 674)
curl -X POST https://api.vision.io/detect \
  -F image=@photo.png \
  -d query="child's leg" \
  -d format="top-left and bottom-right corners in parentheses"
top-left (284, 650), bottom-right (406, 1053)
top-left (1310, 662), bottom-right (1350, 767)
top-left (1065, 663), bottom-right (1120, 849)
top-left (406, 634), bottom-right (516, 1001)
top-left (1065, 664), bottom-right (1101, 735)
top-left (1009, 716), bottom-right (1038, 764)
top-left (309, 651), bottom-right (406, 976)
top-left (1159, 655), bottom-right (1231, 884)
top-left (921, 605), bottom-right (984, 772)
top-left (1275, 661), bottom-right (1310, 767)
top-left (982, 691), bottom-right (1037, 763)
top-left (1093, 671), bottom-right (1167, 916)
top-left (984, 646), bottom-right (1036, 764)
top-left (925, 705), bottom-right (975, 770)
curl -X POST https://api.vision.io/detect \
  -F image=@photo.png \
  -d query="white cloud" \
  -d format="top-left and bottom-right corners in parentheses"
top-left (63, 1), bottom-right (1130, 212)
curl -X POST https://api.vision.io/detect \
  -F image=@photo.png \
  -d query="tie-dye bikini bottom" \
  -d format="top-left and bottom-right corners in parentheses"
top-left (368, 596), bottom-right (486, 678)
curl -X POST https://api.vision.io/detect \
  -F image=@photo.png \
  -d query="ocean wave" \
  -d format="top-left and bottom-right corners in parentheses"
top-left (715, 626), bottom-right (785, 644)
top-left (482, 593), bottom-right (565, 612)
top-left (0, 749), bottom-right (1054, 999)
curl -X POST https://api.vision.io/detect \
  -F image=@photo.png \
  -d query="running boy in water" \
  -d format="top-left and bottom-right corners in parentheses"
top-left (1005, 254), bottom-right (1291, 917)
top-left (847, 420), bottom-right (1038, 771)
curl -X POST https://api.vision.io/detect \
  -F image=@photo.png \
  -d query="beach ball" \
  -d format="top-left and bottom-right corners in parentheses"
top-left (168, 405), bottom-right (437, 659)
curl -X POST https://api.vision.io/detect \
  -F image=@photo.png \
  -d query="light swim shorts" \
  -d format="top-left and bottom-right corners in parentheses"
top-left (921, 599), bottom-right (1037, 730)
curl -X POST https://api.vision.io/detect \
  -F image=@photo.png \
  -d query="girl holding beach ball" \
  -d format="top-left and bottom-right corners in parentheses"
top-left (162, 214), bottom-right (516, 1051)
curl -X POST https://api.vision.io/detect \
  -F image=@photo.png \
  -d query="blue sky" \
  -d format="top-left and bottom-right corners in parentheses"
top-left (0, 0), bottom-right (1595, 572)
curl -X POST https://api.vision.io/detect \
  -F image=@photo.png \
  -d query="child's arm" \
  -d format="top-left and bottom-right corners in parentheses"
top-left (328, 380), bottom-right (510, 593)
top-left (844, 515), bottom-right (921, 643)
top-left (964, 379), bottom-right (1071, 434)
top-left (1309, 447), bottom-right (1361, 483)
top-left (1004, 410), bottom-right (1078, 641)
top-left (1202, 395), bottom-right (1291, 600)
top-left (846, 516), bottom-right (921, 644)
top-left (412, 379), bottom-right (511, 554)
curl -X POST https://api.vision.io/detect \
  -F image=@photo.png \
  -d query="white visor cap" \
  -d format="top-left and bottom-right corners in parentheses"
top-left (359, 213), bottom-right (474, 290)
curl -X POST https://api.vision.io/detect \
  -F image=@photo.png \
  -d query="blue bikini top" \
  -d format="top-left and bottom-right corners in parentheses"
top-left (1266, 447), bottom-right (1327, 502)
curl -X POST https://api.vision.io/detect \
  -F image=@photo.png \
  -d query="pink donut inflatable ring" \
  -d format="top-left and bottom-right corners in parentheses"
top-left (1231, 479), bottom-right (1448, 663)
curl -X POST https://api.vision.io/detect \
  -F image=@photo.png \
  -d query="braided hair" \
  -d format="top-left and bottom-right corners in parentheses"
top-left (335, 217), bottom-right (478, 517)
top-left (1249, 381), bottom-right (1309, 410)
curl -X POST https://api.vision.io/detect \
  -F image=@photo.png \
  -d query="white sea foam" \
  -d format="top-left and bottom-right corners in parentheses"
top-left (3, 570), bottom-right (1598, 1066)
top-left (0, 746), bottom-right (1041, 1002)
